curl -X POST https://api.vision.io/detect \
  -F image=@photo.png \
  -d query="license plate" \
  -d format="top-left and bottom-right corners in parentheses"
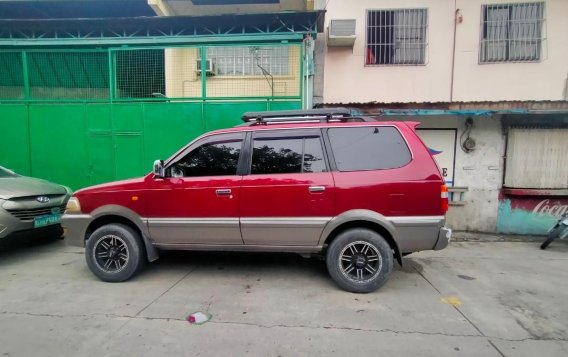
top-left (34, 213), bottom-right (61, 228)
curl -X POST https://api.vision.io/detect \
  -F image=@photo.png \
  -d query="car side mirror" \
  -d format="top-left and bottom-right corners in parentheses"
top-left (153, 160), bottom-right (165, 178)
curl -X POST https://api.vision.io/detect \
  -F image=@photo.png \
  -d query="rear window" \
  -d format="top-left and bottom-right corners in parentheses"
top-left (328, 126), bottom-right (411, 171)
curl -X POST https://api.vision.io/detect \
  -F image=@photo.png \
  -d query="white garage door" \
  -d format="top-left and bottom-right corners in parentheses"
top-left (505, 128), bottom-right (568, 189)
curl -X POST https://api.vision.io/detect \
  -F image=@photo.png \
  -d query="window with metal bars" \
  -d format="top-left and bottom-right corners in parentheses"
top-left (366, 9), bottom-right (428, 66)
top-left (480, 2), bottom-right (545, 63)
top-left (206, 46), bottom-right (289, 76)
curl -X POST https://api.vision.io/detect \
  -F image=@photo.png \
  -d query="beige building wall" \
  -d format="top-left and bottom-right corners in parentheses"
top-left (322, 0), bottom-right (568, 103)
top-left (452, 0), bottom-right (568, 101)
top-left (165, 48), bottom-right (201, 97)
top-left (165, 46), bottom-right (301, 98)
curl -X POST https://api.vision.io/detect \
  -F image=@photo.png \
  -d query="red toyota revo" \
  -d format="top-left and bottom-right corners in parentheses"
top-left (63, 108), bottom-right (451, 293)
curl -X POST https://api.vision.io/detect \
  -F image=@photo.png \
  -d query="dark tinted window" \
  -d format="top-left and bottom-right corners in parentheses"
top-left (173, 135), bottom-right (242, 177)
top-left (252, 136), bottom-right (327, 175)
top-left (328, 126), bottom-right (411, 171)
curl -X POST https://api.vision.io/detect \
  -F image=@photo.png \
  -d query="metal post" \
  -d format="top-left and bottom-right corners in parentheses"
top-left (22, 51), bottom-right (30, 100)
top-left (200, 45), bottom-right (207, 100)
top-left (108, 49), bottom-right (115, 102)
top-left (200, 46), bottom-right (207, 130)
top-left (300, 43), bottom-right (305, 109)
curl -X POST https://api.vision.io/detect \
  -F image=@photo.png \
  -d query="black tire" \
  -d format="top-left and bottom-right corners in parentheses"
top-left (85, 223), bottom-right (145, 282)
top-left (540, 226), bottom-right (563, 250)
top-left (326, 228), bottom-right (394, 293)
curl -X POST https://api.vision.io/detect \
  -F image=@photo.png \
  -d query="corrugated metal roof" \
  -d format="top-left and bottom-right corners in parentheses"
top-left (0, 0), bottom-right (155, 20)
top-left (0, 10), bottom-right (324, 46)
top-left (317, 101), bottom-right (568, 112)
top-left (0, 11), bottom-right (325, 34)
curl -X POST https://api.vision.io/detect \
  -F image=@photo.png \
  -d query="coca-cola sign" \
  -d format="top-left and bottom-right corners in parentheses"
top-left (533, 199), bottom-right (568, 217)
top-left (498, 194), bottom-right (568, 235)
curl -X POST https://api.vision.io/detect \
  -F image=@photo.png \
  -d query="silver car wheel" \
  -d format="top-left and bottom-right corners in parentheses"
top-left (93, 235), bottom-right (130, 273)
top-left (338, 240), bottom-right (383, 283)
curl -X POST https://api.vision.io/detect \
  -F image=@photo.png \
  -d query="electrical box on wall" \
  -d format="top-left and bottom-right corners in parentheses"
top-left (327, 19), bottom-right (356, 47)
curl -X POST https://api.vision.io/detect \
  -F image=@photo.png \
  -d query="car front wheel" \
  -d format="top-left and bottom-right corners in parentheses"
top-left (85, 223), bottom-right (145, 282)
top-left (326, 228), bottom-right (394, 293)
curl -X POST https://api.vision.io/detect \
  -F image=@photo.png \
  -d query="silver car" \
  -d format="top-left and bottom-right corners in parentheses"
top-left (0, 166), bottom-right (72, 242)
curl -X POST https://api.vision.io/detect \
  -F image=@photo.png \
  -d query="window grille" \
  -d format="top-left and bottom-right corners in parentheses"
top-left (206, 46), bottom-right (289, 76)
top-left (480, 2), bottom-right (545, 63)
top-left (366, 9), bottom-right (428, 66)
top-left (115, 49), bottom-right (165, 98)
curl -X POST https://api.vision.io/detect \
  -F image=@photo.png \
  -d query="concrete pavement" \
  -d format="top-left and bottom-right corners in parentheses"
top-left (0, 238), bottom-right (567, 356)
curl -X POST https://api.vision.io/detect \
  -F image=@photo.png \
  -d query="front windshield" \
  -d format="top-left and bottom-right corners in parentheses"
top-left (0, 167), bottom-right (17, 178)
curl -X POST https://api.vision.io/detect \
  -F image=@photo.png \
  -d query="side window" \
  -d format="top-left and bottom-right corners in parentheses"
top-left (328, 127), bottom-right (411, 171)
top-left (172, 134), bottom-right (243, 177)
top-left (251, 135), bottom-right (327, 175)
top-left (303, 137), bottom-right (326, 173)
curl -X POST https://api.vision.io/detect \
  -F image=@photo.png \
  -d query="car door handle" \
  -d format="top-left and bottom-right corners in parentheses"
top-left (216, 189), bottom-right (232, 196)
top-left (308, 186), bottom-right (326, 193)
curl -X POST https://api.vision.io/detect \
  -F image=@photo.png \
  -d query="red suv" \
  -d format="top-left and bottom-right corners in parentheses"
top-left (63, 108), bottom-right (451, 293)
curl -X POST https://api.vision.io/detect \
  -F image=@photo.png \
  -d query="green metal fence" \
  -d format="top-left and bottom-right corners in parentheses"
top-left (0, 43), bottom-right (302, 102)
top-left (0, 43), bottom-right (304, 190)
top-left (0, 52), bottom-right (25, 99)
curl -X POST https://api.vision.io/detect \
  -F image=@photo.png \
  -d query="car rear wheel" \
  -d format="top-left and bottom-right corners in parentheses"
top-left (326, 228), bottom-right (393, 293)
top-left (85, 223), bottom-right (144, 282)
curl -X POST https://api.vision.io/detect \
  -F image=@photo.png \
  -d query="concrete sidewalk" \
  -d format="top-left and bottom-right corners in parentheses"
top-left (0, 238), bottom-right (567, 356)
top-left (452, 231), bottom-right (546, 242)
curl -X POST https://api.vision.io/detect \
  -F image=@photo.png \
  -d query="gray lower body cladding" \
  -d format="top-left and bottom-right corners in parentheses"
top-left (63, 212), bottom-right (450, 254)
top-left (388, 216), bottom-right (448, 253)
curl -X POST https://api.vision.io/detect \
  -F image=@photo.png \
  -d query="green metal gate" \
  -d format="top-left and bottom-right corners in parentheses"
top-left (0, 44), bottom-right (304, 189)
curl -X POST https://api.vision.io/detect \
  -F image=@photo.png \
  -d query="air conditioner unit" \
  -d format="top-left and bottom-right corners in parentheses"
top-left (327, 19), bottom-right (356, 47)
top-left (196, 59), bottom-right (217, 76)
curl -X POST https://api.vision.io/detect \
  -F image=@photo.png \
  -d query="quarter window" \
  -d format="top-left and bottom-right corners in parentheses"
top-left (251, 136), bottom-right (327, 175)
top-left (172, 135), bottom-right (243, 177)
top-left (366, 9), bottom-right (428, 65)
top-left (480, 2), bottom-right (545, 63)
top-left (328, 127), bottom-right (411, 171)
top-left (303, 138), bottom-right (327, 173)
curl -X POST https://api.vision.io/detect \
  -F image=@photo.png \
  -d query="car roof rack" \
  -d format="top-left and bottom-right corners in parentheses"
top-left (240, 108), bottom-right (373, 125)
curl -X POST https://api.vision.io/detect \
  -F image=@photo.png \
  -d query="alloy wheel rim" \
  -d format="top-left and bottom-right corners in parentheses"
top-left (93, 235), bottom-right (130, 273)
top-left (338, 241), bottom-right (382, 283)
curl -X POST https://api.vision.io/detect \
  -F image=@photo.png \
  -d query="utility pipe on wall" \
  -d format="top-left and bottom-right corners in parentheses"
top-left (450, 1), bottom-right (462, 102)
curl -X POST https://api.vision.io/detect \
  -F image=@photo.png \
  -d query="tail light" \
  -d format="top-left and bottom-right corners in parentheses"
top-left (441, 185), bottom-right (449, 213)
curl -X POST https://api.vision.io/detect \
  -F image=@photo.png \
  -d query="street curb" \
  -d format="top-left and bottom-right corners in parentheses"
top-left (452, 231), bottom-right (545, 243)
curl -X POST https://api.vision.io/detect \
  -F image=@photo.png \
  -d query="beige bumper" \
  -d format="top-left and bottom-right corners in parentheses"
top-left (61, 214), bottom-right (92, 247)
top-left (434, 227), bottom-right (452, 250)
